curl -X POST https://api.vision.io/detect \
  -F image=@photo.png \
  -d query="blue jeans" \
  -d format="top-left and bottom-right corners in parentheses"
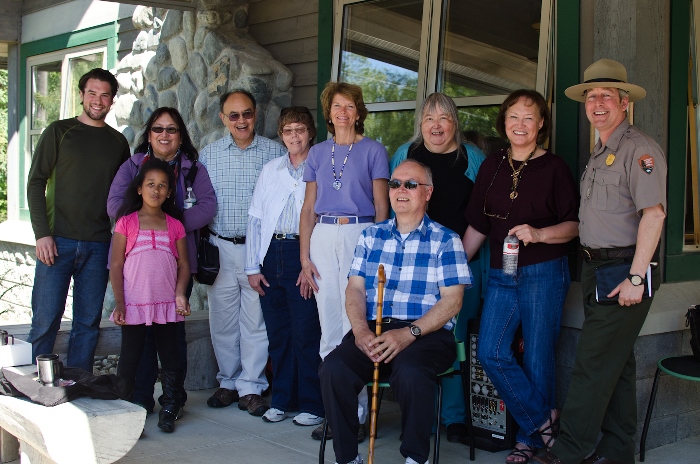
top-left (441, 254), bottom-right (484, 425)
top-left (260, 239), bottom-right (323, 416)
top-left (477, 256), bottom-right (570, 448)
top-left (28, 237), bottom-right (110, 372)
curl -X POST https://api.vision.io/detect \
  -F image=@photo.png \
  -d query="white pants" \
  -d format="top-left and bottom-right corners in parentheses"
top-left (311, 222), bottom-right (369, 423)
top-left (207, 237), bottom-right (269, 396)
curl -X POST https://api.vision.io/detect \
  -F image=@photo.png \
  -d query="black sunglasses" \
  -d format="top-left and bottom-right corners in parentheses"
top-left (388, 179), bottom-right (431, 189)
top-left (151, 126), bottom-right (180, 134)
top-left (226, 110), bottom-right (255, 122)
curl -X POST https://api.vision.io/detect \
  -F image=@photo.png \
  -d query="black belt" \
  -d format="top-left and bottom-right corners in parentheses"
top-left (209, 229), bottom-right (246, 244)
top-left (272, 233), bottom-right (300, 240)
top-left (581, 246), bottom-right (636, 262)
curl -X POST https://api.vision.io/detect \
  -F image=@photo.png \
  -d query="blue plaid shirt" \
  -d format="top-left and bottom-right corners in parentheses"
top-left (200, 134), bottom-right (285, 236)
top-left (349, 215), bottom-right (472, 330)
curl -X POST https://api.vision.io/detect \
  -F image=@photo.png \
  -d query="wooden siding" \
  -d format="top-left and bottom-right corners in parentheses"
top-left (116, 15), bottom-right (138, 62)
top-left (248, 0), bottom-right (319, 112)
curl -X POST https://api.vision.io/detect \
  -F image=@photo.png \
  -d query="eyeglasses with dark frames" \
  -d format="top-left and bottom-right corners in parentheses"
top-left (388, 179), bottom-right (431, 190)
top-left (483, 155), bottom-right (515, 220)
top-left (226, 110), bottom-right (255, 122)
top-left (151, 126), bottom-right (180, 134)
top-left (281, 127), bottom-right (309, 136)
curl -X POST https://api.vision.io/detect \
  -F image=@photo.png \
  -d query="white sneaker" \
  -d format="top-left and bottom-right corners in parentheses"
top-left (293, 412), bottom-right (324, 426)
top-left (335, 453), bottom-right (363, 464)
top-left (404, 458), bottom-right (427, 464)
top-left (262, 407), bottom-right (287, 423)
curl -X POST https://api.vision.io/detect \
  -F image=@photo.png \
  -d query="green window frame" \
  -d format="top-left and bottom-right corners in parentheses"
top-left (17, 23), bottom-right (117, 221)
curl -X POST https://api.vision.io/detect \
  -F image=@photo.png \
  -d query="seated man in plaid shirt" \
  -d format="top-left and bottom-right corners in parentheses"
top-left (319, 159), bottom-right (473, 464)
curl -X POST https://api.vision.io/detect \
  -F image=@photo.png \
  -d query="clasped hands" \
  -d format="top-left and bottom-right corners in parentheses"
top-left (354, 326), bottom-right (415, 363)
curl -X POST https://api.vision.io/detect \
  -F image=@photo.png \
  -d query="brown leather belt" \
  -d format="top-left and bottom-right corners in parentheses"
top-left (581, 246), bottom-right (636, 262)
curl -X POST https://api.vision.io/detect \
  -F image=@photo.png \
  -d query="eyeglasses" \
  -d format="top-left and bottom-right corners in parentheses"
top-left (226, 110), bottom-right (255, 122)
top-left (483, 155), bottom-right (514, 220)
top-left (388, 179), bottom-right (431, 189)
top-left (151, 126), bottom-right (180, 134)
top-left (281, 127), bottom-right (309, 136)
top-left (281, 106), bottom-right (311, 115)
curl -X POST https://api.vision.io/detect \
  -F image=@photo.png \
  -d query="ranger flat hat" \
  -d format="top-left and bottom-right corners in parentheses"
top-left (565, 58), bottom-right (646, 102)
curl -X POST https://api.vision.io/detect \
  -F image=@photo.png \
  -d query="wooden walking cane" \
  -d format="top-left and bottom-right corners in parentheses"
top-left (367, 264), bottom-right (385, 464)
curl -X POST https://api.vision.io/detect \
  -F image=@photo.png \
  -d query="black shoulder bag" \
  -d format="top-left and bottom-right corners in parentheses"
top-left (184, 164), bottom-right (220, 285)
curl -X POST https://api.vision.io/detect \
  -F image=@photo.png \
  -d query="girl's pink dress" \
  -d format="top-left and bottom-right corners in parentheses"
top-left (110, 212), bottom-right (186, 325)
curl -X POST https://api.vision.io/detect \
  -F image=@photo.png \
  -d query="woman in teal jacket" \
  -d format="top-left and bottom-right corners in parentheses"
top-left (390, 92), bottom-right (488, 445)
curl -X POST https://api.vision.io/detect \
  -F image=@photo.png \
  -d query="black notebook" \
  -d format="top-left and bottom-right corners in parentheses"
top-left (595, 263), bottom-right (652, 303)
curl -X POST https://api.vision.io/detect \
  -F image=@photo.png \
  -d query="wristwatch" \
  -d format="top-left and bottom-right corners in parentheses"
top-left (409, 324), bottom-right (422, 338)
top-left (628, 274), bottom-right (645, 286)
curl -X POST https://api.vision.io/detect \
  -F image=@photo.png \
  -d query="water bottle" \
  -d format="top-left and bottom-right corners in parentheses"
top-left (183, 187), bottom-right (196, 210)
top-left (502, 234), bottom-right (519, 276)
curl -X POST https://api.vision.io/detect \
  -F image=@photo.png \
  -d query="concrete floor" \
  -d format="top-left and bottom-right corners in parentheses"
top-left (113, 386), bottom-right (698, 464)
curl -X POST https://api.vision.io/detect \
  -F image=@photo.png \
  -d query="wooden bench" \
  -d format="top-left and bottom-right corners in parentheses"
top-left (0, 365), bottom-right (146, 464)
top-left (1, 311), bottom-right (218, 390)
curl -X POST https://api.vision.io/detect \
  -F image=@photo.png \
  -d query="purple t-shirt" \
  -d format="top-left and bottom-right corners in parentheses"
top-left (304, 137), bottom-right (390, 217)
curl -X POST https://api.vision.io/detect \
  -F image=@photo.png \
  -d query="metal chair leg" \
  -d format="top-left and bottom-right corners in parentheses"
top-left (460, 360), bottom-right (475, 461)
top-left (319, 418), bottom-right (328, 464)
top-left (640, 367), bottom-right (661, 462)
top-left (433, 379), bottom-right (443, 464)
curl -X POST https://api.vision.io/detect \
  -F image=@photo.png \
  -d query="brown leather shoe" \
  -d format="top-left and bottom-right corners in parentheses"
top-left (311, 423), bottom-right (331, 440)
top-left (532, 451), bottom-right (565, 464)
top-left (239, 394), bottom-right (269, 416)
top-left (207, 388), bottom-right (239, 408)
top-left (580, 454), bottom-right (624, 464)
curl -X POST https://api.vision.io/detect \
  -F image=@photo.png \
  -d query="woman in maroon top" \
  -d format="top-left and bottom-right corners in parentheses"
top-left (463, 90), bottom-right (579, 463)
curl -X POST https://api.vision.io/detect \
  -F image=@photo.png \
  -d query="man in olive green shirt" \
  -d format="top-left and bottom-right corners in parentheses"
top-left (535, 60), bottom-right (666, 464)
top-left (27, 68), bottom-right (130, 372)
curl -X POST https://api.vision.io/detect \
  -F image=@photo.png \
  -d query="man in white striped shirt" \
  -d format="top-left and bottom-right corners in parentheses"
top-left (200, 89), bottom-right (285, 416)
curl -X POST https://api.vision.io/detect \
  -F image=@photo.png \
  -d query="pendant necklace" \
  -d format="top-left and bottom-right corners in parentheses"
top-left (331, 137), bottom-right (354, 190)
top-left (507, 147), bottom-right (535, 199)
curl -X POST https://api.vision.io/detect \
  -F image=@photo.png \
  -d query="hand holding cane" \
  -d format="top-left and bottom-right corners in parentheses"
top-left (367, 264), bottom-right (385, 464)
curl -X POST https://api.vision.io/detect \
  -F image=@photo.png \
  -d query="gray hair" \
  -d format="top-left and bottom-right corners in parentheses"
top-left (410, 92), bottom-right (465, 150)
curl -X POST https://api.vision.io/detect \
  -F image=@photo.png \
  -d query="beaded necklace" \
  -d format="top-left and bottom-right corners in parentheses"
top-left (507, 147), bottom-right (535, 199)
top-left (331, 138), bottom-right (354, 190)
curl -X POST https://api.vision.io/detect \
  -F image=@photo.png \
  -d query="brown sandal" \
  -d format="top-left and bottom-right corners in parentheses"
top-left (506, 443), bottom-right (538, 463)
top-left (539, 409), bottom-right (560, 451)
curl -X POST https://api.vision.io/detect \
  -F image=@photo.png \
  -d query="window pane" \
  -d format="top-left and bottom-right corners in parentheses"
top-left (458, 105), bottom-right (507, 155)
top-left (364, 110), bottom-right (415, 156)
top-left (339, 0), bottom-right (422, 103)
top-left (64, 52), bottom-right (105, 118)
top-left (438, 0), bottom-right (543, 97)
top-left (31, 61), bottom-right (62, 130)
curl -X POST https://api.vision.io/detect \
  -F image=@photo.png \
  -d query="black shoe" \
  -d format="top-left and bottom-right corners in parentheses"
top-left (158, 407), bottom-right (177, 433)
top-left (446, 423), bottom-right (468, 444)
top-left (207, 388), bottom-right (239, 408)
top-left (311, 423), bottom-right (331, 440)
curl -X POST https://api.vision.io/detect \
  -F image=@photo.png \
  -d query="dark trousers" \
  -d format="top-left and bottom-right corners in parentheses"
top-left (131, 278), bottom-right (192, 410)
top-left (260, 239), bottom-right (324, 416)
top-left (319, 322), bottom-right (455, 464)
top-left (551, 258), bottom-right (660, 464)
top-left (118, 322), bottom-right (180, 385)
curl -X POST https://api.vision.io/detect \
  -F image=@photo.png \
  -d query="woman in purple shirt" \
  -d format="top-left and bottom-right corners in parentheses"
top-left (107, 107), bottom-right (216, 415)
top-left (463, 90), bottom-right (579, 463)
top-left (299, 82), bottom-right (390, 441)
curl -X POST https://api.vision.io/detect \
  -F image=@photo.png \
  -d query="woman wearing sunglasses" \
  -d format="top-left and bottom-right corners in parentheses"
top-left (389, 92), bottom-right (486, 445)
top-left (107, 107), bottom-right (217, 413)
top-left (299, 82), bottom-right (390, 441)
top-left (463, 90), bottom-right (578, 463)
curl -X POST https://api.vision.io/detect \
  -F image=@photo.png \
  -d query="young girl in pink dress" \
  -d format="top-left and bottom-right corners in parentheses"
top-left (110, 158), bottom-right (190, 433)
